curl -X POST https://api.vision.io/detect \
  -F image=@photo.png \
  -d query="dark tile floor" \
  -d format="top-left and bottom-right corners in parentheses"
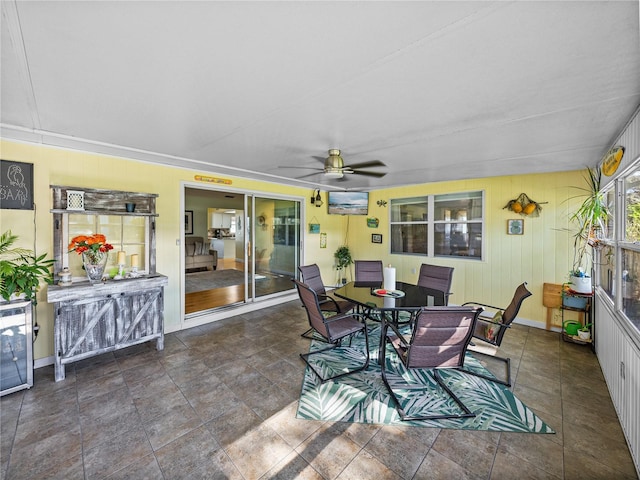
top-left (1, 300), bottom-right (638, 479)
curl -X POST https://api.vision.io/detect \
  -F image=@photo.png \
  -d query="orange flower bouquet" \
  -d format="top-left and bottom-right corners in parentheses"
top-left (68, 234), bottom-right (113, 264)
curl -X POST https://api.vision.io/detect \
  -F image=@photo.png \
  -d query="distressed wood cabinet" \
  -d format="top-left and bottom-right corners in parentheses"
top-left (47, 275), bottom-right (167, 381)
top-left (47, 186), bottom-right (167, 381)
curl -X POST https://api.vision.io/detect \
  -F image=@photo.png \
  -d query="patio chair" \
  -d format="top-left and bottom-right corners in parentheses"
top-left (462, 282), bottom-right (532, 386)
top-left (354, 260), bottom-right (384, 286)
top-left (381, 306), bottom-right (484, 421)
top-left (294, 279), bottom-right (370, 383)
top-left (298, 264), bottom-right (356, 339)
top-left (417, 263), bottom-right (454, 305)
top-left (354, 260), bottom-right (384, 320)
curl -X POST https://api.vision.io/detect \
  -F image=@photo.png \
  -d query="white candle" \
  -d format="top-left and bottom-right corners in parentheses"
top-left (383, 296), bottom-right (395, 309)
top-left (117, 251), bottom-right (126, 265)
top-left (384, 265), bottom-right (396, 291)
top-left (130, 254), bottom-right (139, 268)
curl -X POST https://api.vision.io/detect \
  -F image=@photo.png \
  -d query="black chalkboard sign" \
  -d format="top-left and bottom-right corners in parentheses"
top-left (0, 160), bottom-right (34, 210)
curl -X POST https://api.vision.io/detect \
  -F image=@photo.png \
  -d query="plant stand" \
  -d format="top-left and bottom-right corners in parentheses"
top-left (561, 287), bottom-right (593, 351)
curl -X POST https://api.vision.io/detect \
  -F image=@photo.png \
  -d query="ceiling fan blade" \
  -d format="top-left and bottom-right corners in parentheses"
top-left (295, 172), bottom-right (324, 179)
top-left (344, 160), bottom-right (386, 169)
top-left (352, 170), bottom-right (387, 178)
top-left (277, 165), bottom-right (324, 171)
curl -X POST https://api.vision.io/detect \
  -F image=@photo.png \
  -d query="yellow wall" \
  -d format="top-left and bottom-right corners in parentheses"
top-left (1, 139), bottom-right (586, 363)
top-left (353, 174), bottom-right (584, 325)
top-left (0, 140), bottom-right (314, 361)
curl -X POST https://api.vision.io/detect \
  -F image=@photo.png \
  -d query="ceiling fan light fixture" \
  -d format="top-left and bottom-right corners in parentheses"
top-left (324, 169), bottom-right (344, 179)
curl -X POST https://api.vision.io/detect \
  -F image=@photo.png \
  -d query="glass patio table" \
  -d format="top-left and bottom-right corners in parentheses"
top-left (333, 281), bottom-right (448, 362)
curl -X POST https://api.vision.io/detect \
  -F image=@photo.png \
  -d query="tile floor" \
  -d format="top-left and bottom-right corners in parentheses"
top-left (1, 300), bottom-right (638, 480)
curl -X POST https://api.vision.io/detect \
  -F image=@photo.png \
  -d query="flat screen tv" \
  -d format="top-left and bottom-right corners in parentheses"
top-left (327, 191), bottom-right (369, 215)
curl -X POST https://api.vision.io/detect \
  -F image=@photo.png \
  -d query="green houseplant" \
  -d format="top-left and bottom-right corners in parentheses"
top-left (334, 245), bottom-right (353, 285)
top-left (568, 167), bottom-right (609, 292)
top-left (577, 323), bottom-right (593, 341)
top-left (0, 230), bottom-right (54, 302)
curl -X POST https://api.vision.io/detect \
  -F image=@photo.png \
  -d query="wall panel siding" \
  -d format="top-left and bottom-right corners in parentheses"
top-left (594, 106), bottom-right (640, 476)
top-left (351, 171), bottom-right (585, 328)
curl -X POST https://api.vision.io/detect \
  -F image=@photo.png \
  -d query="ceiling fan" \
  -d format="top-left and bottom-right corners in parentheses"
top-left (281, 149), bottom-right (387, 180)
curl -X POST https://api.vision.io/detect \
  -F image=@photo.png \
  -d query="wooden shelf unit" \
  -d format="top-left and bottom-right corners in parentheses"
top-left (47, 186), bottom-right (167, 381)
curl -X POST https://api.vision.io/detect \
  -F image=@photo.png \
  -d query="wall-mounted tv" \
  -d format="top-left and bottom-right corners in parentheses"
top-left (327, 191), bottom-right (369, 215)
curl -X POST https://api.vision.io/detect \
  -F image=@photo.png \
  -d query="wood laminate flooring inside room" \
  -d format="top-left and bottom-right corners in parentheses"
top-left (185, 259), bottom-right (293, 314)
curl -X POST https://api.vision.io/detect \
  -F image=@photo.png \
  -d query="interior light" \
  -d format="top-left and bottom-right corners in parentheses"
top-left (311, 189), bottom-right (323, 207)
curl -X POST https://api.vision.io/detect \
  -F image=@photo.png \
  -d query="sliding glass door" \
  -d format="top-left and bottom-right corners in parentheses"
top-left (183, 187), bottom-right (300, 318)
top-left (249, 195), bottom-right (300, 299)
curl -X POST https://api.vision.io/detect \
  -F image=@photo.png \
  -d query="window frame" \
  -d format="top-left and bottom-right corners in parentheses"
top-left (389, 190), bottom-right (485, 260)
top-left (597, 158), bottom-right (640, 331)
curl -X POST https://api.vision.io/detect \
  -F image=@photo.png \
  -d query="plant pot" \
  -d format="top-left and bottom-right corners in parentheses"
top-left (563, 295), bottom-right (588, 309)
top-left (578, 329), bottom-right (591, 341)
top-left (570, 275), bottom-right (592, 294)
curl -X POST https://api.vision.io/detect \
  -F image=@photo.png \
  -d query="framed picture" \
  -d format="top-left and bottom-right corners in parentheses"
top-left (320, 232), bottom-right (327, 248)
top-left (0, 160), bottom-right (34, 210)
top-left (185, 210), bottom-right (194, 235)
top-left (507, 219), bottom-right (524, 235)
top-left (308, 223), bottom-right (320, 234)
top-left (371, 233), bottom-right (383, 244)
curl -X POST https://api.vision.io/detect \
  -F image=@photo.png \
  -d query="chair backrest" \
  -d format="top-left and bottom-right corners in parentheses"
top-left (293, 279), bottom-right (330, 339)
top-left (406, 306), bottom-right (481, 369)
top-left (298, 264), bottom-right (327, 296)
top-left (417, 264), bottom-right (454, 302)
top-left (499, 282), bottom-right (533, 328)
top-left (354, 260), bottom-right (384, 284)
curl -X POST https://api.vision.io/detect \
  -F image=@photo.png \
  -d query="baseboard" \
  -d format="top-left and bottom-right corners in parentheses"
top-left (34, 356), bottom-right (55, 369)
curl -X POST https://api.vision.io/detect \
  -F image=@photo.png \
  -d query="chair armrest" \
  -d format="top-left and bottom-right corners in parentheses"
top-left (384, 321), bottom-right (410, 348)
top-left (476, 316), bottom-right (512, 328)
top-left (323, 312), bottom-right (367, 324)
top-left (462, 301), bottom-right (503, 311)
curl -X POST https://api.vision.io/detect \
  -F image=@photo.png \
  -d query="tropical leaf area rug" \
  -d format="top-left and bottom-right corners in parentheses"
top-left (296, 322), bottom-right (555, 433)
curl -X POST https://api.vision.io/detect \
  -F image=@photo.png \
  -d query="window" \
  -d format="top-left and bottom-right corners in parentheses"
top-left (599, 162), bottom-right (640, 329)
top-left (625, 168), bottom-right (640, 242)
top-left (621, 165), bottom-right (640, 327)
top-left (390, 197), bottom-right (428, 255)
top-left (67, 214), bottom-right (149, 279)
top-left (390, 191), bottom-right (484, 259)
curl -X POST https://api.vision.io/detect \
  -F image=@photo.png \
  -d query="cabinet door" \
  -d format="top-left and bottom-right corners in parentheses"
top-left (119, 288), bottom-right (163, 341)
top-left (212, 213), bottom-right (223, 227)
top-left (56, 288), bottom-right (163, 361)
top-left (222, 214), bottom-right (232, 228)
top-left (57, 295), bottom-right (119, 358)
top-left (0, 301), bottom-right (33, 395)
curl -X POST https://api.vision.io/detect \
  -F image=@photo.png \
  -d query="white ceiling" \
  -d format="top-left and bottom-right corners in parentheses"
top-left (2, 1), bottom-right (639, 191)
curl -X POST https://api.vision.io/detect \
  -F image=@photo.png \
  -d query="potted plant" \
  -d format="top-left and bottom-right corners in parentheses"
top-left (568, 167), bottom-right (609, 293)
top-left (334, 245), bottom-right (353, 285)
top-left (577, 323), bottom-right (593, 341)
top-left (0, 230), bottom-right (54, 302)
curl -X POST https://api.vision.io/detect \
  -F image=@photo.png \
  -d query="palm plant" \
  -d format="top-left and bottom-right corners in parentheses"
top-left (569, 167), bottom-right (609, 275)
top-left (0, 230), bottom-right (54, 301)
